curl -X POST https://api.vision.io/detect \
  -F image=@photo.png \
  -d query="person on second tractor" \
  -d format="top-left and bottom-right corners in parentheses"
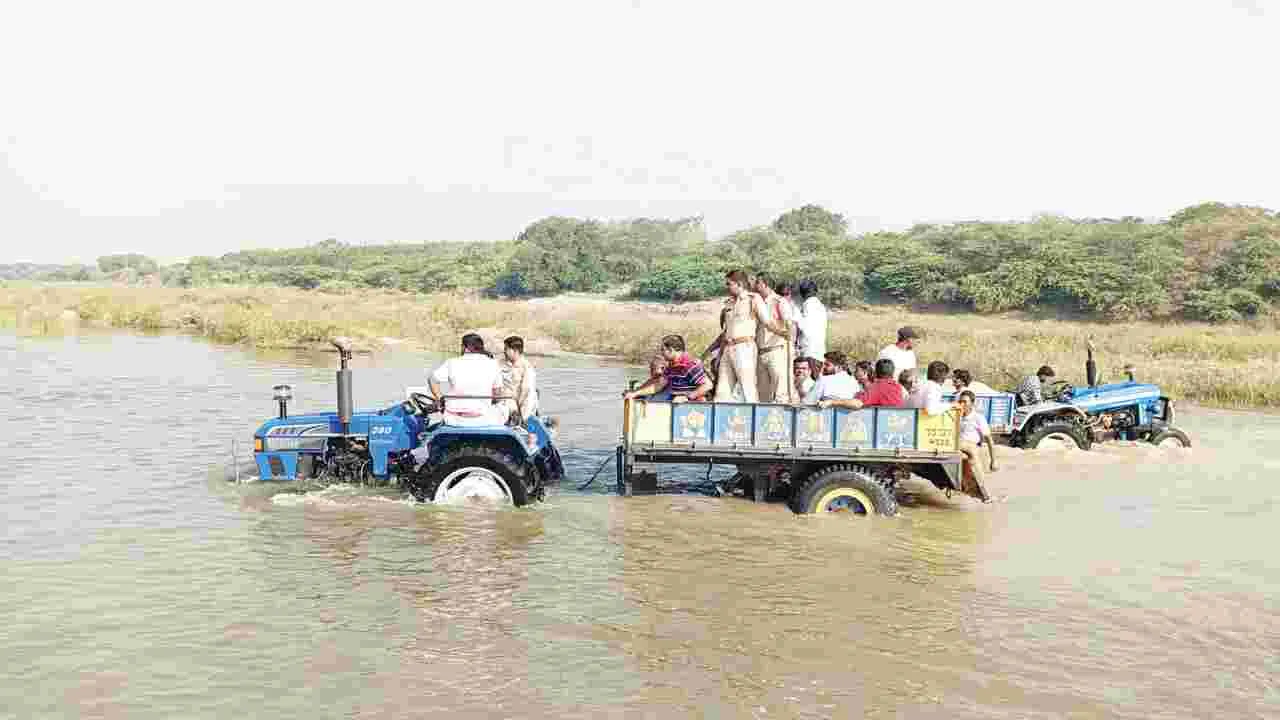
top-left (1015, 365), bottom-right (1056, 407)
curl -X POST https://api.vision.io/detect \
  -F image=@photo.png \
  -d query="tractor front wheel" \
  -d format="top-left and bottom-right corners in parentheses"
top-left (1149, 427), bottom-right (1192, 449)
top-left (1020, 419), bottom-right (1092, 451)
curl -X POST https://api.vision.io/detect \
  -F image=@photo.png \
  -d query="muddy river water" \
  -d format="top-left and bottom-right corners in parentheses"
top-left (2, 332), bottom-right (1277, 719)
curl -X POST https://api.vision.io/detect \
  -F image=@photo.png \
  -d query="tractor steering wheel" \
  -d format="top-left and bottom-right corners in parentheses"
top-left (407, 392), bottom-right (439, 416)
top-left (1045, 380), bottom-right (1073, 402)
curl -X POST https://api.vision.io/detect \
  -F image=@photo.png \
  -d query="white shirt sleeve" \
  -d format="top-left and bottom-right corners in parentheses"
top-left (430, 359), bottom-right (452, 385)
top-left (796, 301), bottom-right (819, 352)
top-left (804, 376), bottom-right (823, 404)
top-left (923, 382), bottom-right (952, 416)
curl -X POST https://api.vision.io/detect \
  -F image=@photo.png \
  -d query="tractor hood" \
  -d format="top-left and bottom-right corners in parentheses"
top-left (254, 403), bottom-right (413, 440)
top-left (1068, 381), bottom-right (1162, 411)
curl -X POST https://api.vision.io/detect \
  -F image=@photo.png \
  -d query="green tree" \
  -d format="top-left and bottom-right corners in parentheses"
top-left (98, 253), bottom-right (159, 274)
top-left (771, 204), bottom-right (848, 237)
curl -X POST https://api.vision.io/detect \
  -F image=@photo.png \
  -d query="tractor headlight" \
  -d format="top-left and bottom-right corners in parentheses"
top-left (273, 384), bottom-right (293, 401)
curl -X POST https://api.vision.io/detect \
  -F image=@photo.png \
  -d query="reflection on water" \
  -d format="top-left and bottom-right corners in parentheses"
top-left (2, 332), bottom-right (1277, 718)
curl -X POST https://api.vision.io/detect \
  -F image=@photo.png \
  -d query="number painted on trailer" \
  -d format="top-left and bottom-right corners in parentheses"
top-left (370, 426), bottom-right (393, 436)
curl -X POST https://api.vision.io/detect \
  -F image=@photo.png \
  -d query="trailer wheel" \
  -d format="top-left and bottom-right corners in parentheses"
top-left (1021, 419), bottom-right (1092, 451)
top-left (790, 465), bottom-right (897, 517)
top-left (1150, 427), bottom-right (1191, 449)
top-left (409, 446), bottom-right (531, 507)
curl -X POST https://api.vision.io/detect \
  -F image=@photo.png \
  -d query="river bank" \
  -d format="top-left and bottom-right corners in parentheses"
top-left (4, 284), bottom-right (1279, 408)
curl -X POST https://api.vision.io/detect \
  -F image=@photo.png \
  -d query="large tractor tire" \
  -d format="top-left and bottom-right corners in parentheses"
top-left (1021, 419), bottom-right (1092, 451)
top-left (790, 464), bottom-right (898, 517)
top-left (1149, 427), bottom-right (1192, 449)
top-left (410, 445), bottom-right (531, 507)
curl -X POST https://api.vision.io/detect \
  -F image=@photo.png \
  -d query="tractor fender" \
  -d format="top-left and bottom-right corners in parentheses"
top-left (1010, 402), bottom-right (1087, 433)
top-left (425, 428), bottom-right (536, 467)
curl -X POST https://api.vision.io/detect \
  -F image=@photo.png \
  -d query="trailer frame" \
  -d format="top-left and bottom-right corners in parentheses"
top-left (615, 399), bottom-right (971, 512)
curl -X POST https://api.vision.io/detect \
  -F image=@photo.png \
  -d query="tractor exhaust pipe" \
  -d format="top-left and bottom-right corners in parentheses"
top-left (1086, 339), bottom-right (1098, 387)
top-left (333, 337), bottom-right (354, 434)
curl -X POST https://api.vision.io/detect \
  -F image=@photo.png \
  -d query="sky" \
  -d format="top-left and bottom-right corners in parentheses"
top-left (1, 0), bottom-right (1277, 264)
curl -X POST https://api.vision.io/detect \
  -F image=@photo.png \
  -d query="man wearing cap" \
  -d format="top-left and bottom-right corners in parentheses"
top-left (877, 327), bottom-right (919, 376)
top-left (1015, 365), bottom-right (1056, 407)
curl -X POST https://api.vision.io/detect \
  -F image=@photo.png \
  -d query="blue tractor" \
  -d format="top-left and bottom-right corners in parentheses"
top-left (1007, 346), bottom-right (1190, 451)
top-left (251, 339), bottom-right (563, 506)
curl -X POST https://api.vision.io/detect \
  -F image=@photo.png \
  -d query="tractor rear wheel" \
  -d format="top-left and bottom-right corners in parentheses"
top-left (790, 464), bottom-right (898, 517)
top-left (410, 446), bottom-right (531, 507)
top-left (1021, 419), bottom-right (1092, 451)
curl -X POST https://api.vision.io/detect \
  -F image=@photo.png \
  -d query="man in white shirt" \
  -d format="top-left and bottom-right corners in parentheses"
top-left (877, 326), bottom-right (919, 375)
top-left (806, 351), bottom-right (858, 407)
top-left (429, 333), bottom-right (504, 427)
top-left (794, 279), bottom-right (827, 361)
top-left (908, 360), bottom-right (954, 415)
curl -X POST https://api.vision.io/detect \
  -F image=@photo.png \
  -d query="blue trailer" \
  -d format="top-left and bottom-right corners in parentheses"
top-left (942, 391), bottom-right (1017, 434)
top-left (618, 399), bottom-right (985, 515)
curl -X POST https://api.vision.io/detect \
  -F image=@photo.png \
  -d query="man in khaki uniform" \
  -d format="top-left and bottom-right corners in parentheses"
top-left (753, 274), bottom-right (794, 403)
top-left (714, 270), bottom-right (787, 403)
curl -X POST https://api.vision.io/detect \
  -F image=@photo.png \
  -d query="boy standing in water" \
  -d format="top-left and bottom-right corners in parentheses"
top-left (957, 389), bottom-right (996, 502)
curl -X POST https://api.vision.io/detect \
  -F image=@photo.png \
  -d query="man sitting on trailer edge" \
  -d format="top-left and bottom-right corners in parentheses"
top-left (806, 351), bottom-right (858, 406)
top-left (957, 390), bottom-right (996, 502)
top-left (624, 334), bottom-right (713, 404)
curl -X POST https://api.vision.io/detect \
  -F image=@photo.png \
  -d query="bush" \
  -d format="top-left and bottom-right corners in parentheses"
top-left (633, 255), bottom-right (728, 301)
top-left (98, 254), bottom-right (159, 275)
top-left (804, 265), bottom-right (865, 308)
top-left (1226, 288), bottom-right (1265, 316)
top-left (1184, 289), bottom-right (1243, 322)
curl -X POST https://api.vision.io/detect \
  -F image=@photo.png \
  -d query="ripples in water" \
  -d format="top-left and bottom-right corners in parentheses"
top-left (2, 332), bottom-right (1277, 718)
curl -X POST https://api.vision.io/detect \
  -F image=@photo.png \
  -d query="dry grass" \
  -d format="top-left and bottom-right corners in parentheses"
top-left (4, 284), bottom-right (1278, 408)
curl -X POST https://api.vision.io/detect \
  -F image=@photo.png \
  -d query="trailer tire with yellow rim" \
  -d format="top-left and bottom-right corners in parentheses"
top-left (790, 464), bottom-right (898, 517)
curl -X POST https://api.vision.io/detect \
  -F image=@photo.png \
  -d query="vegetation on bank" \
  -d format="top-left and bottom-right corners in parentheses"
top-left (4, 285), bottom-right (1279, 409)
top-left (5, 201), bottom-right (1280, 324)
